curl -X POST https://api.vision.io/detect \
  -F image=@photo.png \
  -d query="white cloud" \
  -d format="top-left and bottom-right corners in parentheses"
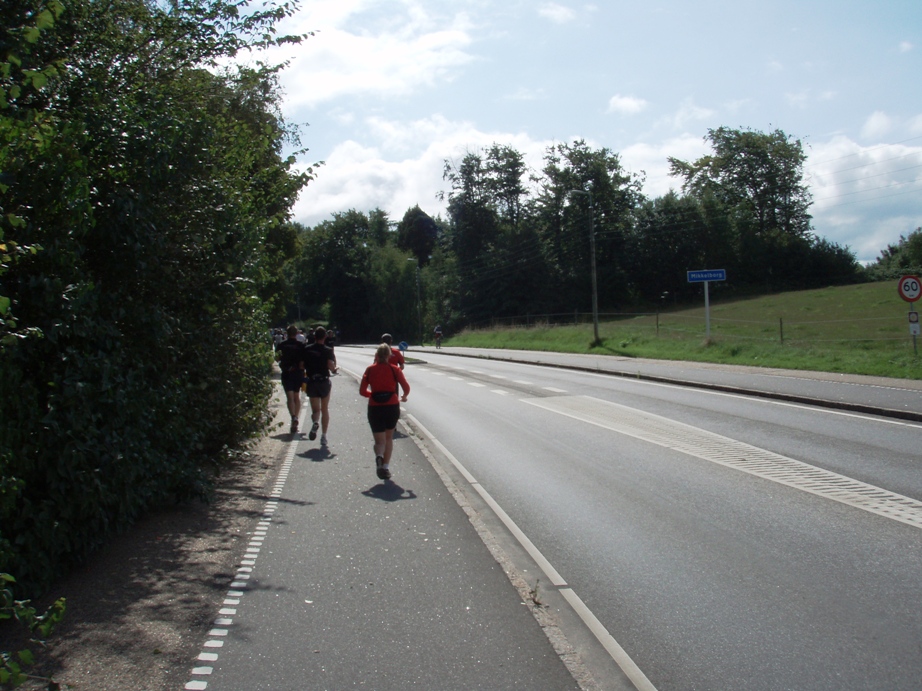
top-left (538, 3), bottom-right (576, 23)
top-left (506, 87), bottom-right (547, 101)
top-left (266, 6), bottom-right (476, 111)
top-left (899, 41), bottom-right (913, 53)
top-left (607, 94), bottom-right (648, 115)
top-left (860, 111), bottom-right (892, 140)
top-left (620, 135), bottom-right (710, 198)
top-left (806, 136), bottom-right (922, 261)
top-left (660, 99), bottom-right (717, 131)
top-left (292, 118), bottom-right (553, 226)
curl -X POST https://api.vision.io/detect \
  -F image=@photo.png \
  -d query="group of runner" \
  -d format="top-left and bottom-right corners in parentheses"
top-left (277, 325), bottom-right (338, 442)
top-left (276, 328), bottom-right (413, 482)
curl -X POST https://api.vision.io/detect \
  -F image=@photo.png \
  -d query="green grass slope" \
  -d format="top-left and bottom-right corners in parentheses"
top-left (447, 281), bottom-right (922, 379)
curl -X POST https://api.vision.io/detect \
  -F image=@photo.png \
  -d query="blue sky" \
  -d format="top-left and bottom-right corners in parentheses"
top-left (258, 0), bottom-right (922, 263)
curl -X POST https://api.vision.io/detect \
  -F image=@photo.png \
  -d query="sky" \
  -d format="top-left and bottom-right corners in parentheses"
top-left (256, 0), bottom-right (922, 264)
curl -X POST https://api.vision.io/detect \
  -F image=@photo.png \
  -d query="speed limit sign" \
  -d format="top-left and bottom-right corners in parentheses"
top-left (898, 275), bottom-right (921, 302)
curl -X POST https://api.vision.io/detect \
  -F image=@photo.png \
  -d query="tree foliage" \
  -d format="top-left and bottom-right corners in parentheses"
top-left (293, 130), bottom-right (859, 342)
top-left (396, 205), bottom-right (438, 265)
top-left (668, 127), bottom-right (823, 288)
top-left (864, 227), bottom-right (922, 280)
top-left (669, 126), bottom-right (813, 239)
top-left (0, 0), bottom-right (310, 594)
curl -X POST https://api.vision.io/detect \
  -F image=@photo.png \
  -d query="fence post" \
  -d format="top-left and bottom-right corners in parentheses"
top-left (656, 312), bottom-right (659, 337)
top-left (779, 317), bottom-right (784, 346)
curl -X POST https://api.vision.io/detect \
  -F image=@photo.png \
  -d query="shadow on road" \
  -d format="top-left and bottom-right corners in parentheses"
top-left (361, 482), bottom-right (417, 502)
top-left (298, 446), bottom-right (336, 462)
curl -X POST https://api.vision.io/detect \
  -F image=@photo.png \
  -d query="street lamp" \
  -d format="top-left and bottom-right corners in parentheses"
top-left (407, 257), bottom-right (422, 345)
top-left (568, 188), bottom-right (600, 344)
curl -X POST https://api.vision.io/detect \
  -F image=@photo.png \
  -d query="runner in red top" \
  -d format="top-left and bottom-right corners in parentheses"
top-left (380, 333), bottom-right (405, 370)
top-left (360, 344), bottom-right (410, 480)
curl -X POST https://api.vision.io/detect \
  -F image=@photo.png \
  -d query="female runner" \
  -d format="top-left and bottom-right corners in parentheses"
top-left (359, 344), bottom-right (410, 479)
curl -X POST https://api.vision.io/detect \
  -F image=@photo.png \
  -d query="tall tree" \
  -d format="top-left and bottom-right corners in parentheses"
top-left (669, 127), bottom-right (813, 238)
top-left (442, 151), bottom-right (498, 265)
top-left (534, 140), bottom-right (643, 310)
top-left (396, 205), bottom-right (438, 264)
top-left (441, 144), bottom-right (548, 323)
top-left (669, 126), bottom-right (814, 285)
top-left (626, 192), bottom-right (705, 303)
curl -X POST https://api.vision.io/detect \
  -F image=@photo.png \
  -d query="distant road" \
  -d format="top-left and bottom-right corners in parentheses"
top-left (415, 345), bottom-right (922, 421)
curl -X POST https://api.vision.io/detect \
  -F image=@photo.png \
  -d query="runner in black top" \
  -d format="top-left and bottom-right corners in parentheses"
top-left (303, 326), bottom-right (338, 445)
top-left (277, 325), bottom-right (308, 434)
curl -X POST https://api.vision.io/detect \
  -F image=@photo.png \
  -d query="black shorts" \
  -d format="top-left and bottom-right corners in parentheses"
top-left (367, 404), bottom-right (400, 433)
top-left (306, 379), bottom-right (332, 399)
top-left (281, 370), bottom-right (303, 393)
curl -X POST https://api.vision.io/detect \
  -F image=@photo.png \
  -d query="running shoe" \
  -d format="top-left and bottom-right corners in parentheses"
top-left (381, 465), bottom-right (392, 480)
top-left (320, 435), bottom-right (328, 446)
top-left (375, 455), bottom-right (385, 479)
top-left (290, 418), bottom-right (298, 434)
top-left (308, 421), bottom-right (319, 440)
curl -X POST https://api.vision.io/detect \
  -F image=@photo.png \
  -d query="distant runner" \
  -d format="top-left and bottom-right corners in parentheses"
top-left (380, 333), bottom-right (405, 370)
top-left (277, 325), bottom-right (307, 434)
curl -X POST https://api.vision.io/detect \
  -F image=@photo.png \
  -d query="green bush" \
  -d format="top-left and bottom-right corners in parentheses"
top-left (0, 0), bottom-right (308, 594)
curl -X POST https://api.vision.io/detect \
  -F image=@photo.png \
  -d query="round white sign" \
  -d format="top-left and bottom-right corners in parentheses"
top-left (898, 275), bottom-right (921, 302)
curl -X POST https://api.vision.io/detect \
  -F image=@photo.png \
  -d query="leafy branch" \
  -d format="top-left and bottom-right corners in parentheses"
top-left (0, 574), bottom-right (66, 690)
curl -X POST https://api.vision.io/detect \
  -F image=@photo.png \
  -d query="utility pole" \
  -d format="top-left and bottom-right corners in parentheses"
top-left (569, 188), bottom-right (599, 344)
top-left (408, 258), bottom-right (422, 345)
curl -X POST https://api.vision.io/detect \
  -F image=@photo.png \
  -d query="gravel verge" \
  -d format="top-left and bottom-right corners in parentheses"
top-left (0, 383), bottom-right (289, 691)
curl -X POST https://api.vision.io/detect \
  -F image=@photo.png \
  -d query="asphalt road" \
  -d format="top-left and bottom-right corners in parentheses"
top-left (186, 348), bottom-right (922, 690)
top-left (187, 365), bottom-right (584, 691)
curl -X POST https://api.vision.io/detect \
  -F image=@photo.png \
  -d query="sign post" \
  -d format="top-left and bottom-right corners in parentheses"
top-left (898, 275), bottom-right (921, 356)
top-left (687, 269), bottom-right (727, 338)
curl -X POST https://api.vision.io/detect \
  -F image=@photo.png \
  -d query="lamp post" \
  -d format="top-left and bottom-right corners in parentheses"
top-left (407, 258), bottom-right (422, 345)
top-left (568, 188), bottom-right (599, 344)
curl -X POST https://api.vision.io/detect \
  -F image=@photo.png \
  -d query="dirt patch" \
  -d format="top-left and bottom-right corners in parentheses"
top-left (0, 387), bottom-right (289, 691)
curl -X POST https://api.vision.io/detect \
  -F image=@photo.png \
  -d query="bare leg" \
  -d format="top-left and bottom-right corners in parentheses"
top-left (286, 390), bottom-right (301, 420)
top-left (372, 431), bottom-right (387, 459)
top-left (382, 428), bottom-right (396, 465)
top-left (318, 394), bottom-right (331, 434)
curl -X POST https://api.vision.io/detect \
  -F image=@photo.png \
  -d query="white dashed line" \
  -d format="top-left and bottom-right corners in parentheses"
top-left (183, 394), bottom-right (302, 690)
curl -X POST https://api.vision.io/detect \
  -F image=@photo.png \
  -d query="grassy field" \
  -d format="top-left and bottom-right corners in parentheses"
top-left (446, 281), bottom-right (922, 380)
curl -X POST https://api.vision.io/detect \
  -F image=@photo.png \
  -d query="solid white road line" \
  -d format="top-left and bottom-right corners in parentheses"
top-left (405, 412), bottom-right (657, 691)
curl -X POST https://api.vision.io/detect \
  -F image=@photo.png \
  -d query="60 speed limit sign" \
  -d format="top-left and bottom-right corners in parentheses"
top-left (898, 275), bottom-right (921, 302)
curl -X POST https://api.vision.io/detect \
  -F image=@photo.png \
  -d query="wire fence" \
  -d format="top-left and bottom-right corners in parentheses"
top-left (474, 311), bottom-right (917, 346)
